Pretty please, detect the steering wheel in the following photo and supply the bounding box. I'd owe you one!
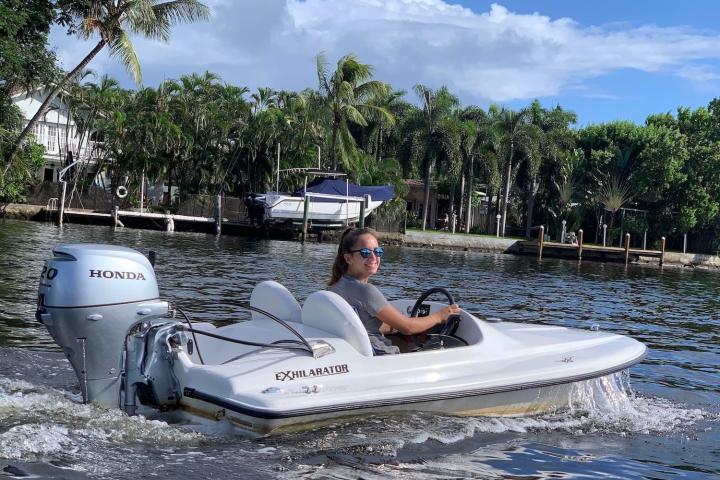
[409,287,461,338]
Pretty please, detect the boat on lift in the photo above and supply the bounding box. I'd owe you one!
[36,244,647,436]
[246,169,394,227]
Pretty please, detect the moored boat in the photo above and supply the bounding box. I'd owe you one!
[246,169,394,227]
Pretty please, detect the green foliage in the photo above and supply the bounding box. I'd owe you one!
[0,100,45,202]
[316,53,391,171]
[59,0,210,84]
[0,0,59,95]
[7,4,720,250]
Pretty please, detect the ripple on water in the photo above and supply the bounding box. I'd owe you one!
[1,220,719,479]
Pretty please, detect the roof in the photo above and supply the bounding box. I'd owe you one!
[293,177,395,201]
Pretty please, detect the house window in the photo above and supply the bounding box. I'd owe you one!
[47,125,57,152]
[58,127,66,153]
[44,168,54,182]
[30,123,42,143]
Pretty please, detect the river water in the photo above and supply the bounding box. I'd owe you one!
[0,219,717,479]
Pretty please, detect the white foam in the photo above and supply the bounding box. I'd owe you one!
[0,377,204,462]
[0,424,74,459]
[394,373,710,448]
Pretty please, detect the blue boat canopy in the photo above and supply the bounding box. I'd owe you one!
[293,177,395,201]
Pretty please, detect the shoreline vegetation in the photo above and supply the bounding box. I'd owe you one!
[2,1,720,259]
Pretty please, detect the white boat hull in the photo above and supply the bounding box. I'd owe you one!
[261,193,384,225]
[171,300,646,436]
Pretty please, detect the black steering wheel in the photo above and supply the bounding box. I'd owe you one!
[409,287,461,338]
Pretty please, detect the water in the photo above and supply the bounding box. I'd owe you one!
[0,219,718,479]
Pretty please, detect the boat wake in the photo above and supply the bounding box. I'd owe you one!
[274,372,715,478]
[0,367,714,479]
[278,372,711,456]
[397,372,708,447]
[0,377,204,465]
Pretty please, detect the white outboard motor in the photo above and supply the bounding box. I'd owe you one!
[36,244,170,408]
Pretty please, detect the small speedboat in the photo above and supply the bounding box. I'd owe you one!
[36,244,647,436]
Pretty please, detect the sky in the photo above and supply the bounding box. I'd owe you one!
[48,0,720,126]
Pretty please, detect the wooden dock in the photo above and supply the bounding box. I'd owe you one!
[55,208,321,240]
[515,229,666,265]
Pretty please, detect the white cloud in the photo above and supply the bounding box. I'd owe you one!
[48,1,720,103]
[676,64,720,91]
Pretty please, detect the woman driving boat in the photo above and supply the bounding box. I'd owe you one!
[328,227,460,355]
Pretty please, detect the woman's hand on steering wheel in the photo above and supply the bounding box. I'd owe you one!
[438,304,461,324]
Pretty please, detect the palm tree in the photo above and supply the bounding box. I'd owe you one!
[404,85,460,230]
[316,52,391,170]
[597,146,635,245]
[455,106,491,232]
[7,0,209,165]
[524,102,576,238]
[363,86,403,164]
[492,107,535,236]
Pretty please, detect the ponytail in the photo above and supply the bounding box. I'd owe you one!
[327,227,377,286]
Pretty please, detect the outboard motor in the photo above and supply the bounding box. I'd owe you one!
[36,244,170,408]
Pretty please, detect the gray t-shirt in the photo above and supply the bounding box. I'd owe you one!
[329,275,400,355]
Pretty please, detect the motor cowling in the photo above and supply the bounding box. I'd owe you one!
[37,244,169,407]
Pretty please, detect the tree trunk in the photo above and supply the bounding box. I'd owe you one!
[330,114,340,171]
[5,39,107,168]
[421,154,432,230]
[525,177,538,239]
[500,141,514,236]
[465,154,474,234]
[458,168,465,223]
[167,165,174,206]
[375,124,382,163]
[485,186,494,233]
[449,181,456,217]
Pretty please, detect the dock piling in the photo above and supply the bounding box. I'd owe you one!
[359,195,367,228]
[538,225,544,260]
[58,181,67,226]
[215,195,222,235]
[301,195,310,242]
[578,229,583,259]
[624,233,631,264]
[660,237,666,266]
[602,223,607,246]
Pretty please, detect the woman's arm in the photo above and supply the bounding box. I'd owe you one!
[376,303,460,335]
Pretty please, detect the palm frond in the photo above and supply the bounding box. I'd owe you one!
[344,105,368,127]
[316,51,330,95]
[109,31,142,84]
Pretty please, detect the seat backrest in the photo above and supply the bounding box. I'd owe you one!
[301,291,374,357]
[250,281,302,323]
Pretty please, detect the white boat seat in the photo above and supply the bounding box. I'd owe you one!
[301,291,374,357]
[249,281,302,323]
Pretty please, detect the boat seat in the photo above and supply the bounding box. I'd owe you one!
[249,281,302,323]
[301,291,374,357]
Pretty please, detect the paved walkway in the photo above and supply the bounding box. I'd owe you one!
[399,230,516,252]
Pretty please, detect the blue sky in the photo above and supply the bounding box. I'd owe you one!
[49,0,720,126]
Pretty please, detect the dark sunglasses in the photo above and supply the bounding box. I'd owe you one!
[348,247,384,259]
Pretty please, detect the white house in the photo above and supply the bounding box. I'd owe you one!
[11,89,98,183]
